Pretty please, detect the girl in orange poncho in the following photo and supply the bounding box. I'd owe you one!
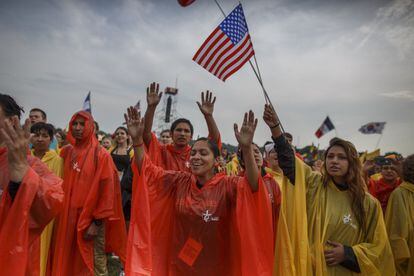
[0,94,64,276]
[49,111,127,276]
[124,107,273,276]
[236,143,281,246]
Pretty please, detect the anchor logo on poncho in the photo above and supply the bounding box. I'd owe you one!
[202,210,219,223]
[72,161,81,172]
[342,214,357,229]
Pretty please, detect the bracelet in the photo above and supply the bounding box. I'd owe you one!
[133,142,144,148]
[270,122,280,129]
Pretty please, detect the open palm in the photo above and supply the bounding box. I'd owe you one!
[124,106,144,143]
[234,110,258,147]
[197,90,216,116]
[146,82,163,107]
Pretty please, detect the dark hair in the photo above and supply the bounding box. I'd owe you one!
[30,108,47,120]
[283,132,293,140]
[94,121,99,132]
[56,129,67,140]
[160,129,171,135]
[30,122,55,140]
[403,154,414,183]
[113,126,130,147]
[323,137,367,236]
[115,126,129,135]
[193,137,220,158]
[171,118,194,135]
[0,94,24,119]
[237,143,261,168]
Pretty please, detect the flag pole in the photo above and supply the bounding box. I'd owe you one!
[212,0,286,132]
[374,133,383,150]
[212,0,269,105]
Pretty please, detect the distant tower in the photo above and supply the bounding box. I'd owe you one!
[155,86,179,135]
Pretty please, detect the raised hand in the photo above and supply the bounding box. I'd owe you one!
[0,116,30,182]
[146,82,162,107]
[197,90,216,116]
[124,106,144,145]
[234,110,258,147]
[262,104,279,128]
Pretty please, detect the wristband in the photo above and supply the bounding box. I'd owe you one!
[270,122,280,129]
[133,142,144,148]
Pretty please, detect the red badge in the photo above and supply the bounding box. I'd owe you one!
[178,237,203,266]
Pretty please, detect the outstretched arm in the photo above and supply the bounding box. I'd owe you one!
[124,107,145,173]
[234,110,259,192]
[263,104,282,139]
[143,82,162,148]
[263,104,295,184]
[197,90,220,144]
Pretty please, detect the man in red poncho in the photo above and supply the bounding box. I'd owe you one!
[143,82,221,172]
[369,157,402,213]
[0,94,64,276]
[49,111,127,275]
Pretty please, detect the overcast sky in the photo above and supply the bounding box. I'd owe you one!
[1,0,413,155]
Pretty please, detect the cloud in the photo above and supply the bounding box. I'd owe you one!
[1,0,413,155]
[380,90,414,101]
[355,0,414,59]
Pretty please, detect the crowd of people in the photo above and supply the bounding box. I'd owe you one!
[0,85,413,275]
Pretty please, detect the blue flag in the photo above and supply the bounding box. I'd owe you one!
[83,91,91,113]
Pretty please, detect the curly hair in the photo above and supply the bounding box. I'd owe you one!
[403,154,414,184]
[322,138,368,237]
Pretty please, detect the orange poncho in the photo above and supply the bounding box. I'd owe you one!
[125,156,273,275]
[49,111,127,275]
[0,147,64,276]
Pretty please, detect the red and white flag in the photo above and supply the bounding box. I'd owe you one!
[193,4,254,82]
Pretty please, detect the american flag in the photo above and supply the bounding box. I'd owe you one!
[193,4,254,82]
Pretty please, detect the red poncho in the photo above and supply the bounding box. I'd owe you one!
[49,111,127,275]
[0,147,64,275]
[369,177,401,213]
[125,155,273,275]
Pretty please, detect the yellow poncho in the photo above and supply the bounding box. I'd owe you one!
[31,150,63,276]
[272,160,312,275]
[276,158,395,275]
[385,181,414,276]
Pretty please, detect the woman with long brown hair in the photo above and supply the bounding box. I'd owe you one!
[263,104,395,275]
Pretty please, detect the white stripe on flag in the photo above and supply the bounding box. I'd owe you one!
[211,34,250,76]
[221,47,254,81]
[200,33,228,68]
[216,36,252,78]
[204,38,232,71]
[194,28,222,64]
